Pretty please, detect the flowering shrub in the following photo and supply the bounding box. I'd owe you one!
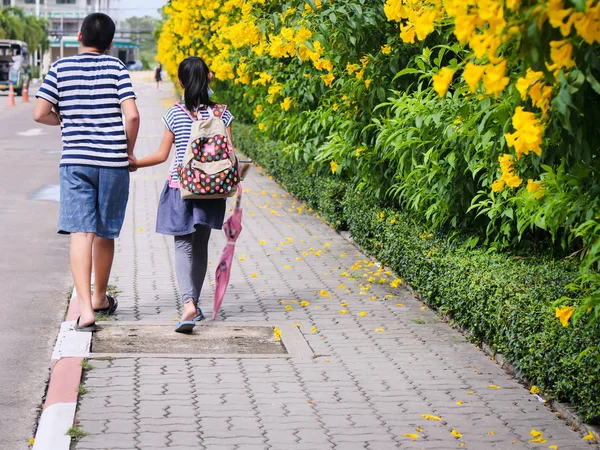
[158,0,600,325]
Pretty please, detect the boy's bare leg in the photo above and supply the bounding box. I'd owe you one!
[92,237,114,310]
[71,233,95,326]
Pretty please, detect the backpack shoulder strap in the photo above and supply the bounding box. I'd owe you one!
[175,102,196,121]
[211,104,228,120]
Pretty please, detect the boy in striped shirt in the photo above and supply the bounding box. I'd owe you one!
[33,13,139,331]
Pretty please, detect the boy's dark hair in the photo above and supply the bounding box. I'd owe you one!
[81,13,115,53]
[179,56,214,111]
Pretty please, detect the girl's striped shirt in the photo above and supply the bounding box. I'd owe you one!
[36,52,136,168]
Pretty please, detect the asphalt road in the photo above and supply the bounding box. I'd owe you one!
[0,90,71,449]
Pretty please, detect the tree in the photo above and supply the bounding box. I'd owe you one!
[0,7,49,51]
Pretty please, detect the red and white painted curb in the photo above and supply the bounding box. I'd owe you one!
[33,290,90,450]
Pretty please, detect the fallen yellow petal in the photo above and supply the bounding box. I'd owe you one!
[284,265,291,269]
[259,240,266,245]
[251,273,257,278]
[238,254,247,261]
[451,429,462,438]
[28,438,35,445]
[300,301,310,307]
[396,303,404,307]
[403,433,419,441]
[311,326,317,333]
[370,296,377,301]
[338,284,345,289]
[249,211,255,216]
[583,431,596,441]
[530,429,542,438]
[341,302,348,307]
[295,323,301,327]
[339,309,348,314]
[467,391,474,395]
[284,305,292,311]
[456,400,463,405]
[320,290,330,298]
[359,312,367,317]
[421,414,442,421]
[139,227,144,232]
[530,385,540,395]
[286,237,293,242]
[548,445,558,450]
[530,437,547,443]
[296,257,303,261]
[420,306,427,310]
[488,385,500,389]
[489,431,495,435]
[415,427,423,432]
[374,328,385,332]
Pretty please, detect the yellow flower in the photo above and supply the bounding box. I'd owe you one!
[482,60,510,98]
[555,305,574,326]
[530,385,540,395]
[259,240,266,245]
[258,123,266,131]
[338,284,345,289]
[300,301,310,307]
[321,73,335,87]
[346,63,360,75]
[414,10,436,40]
[504,107,544,159]
[251,273,257,278]
[400,23,416,44]
[456,400,463,405]
[549,40,576,71]
[320,289,330,298]
[492,179,505,192]
[339,309,347,314]
[583,431,596,441]
[403,433,419,441]
[527,179,545,199]
[370,296,377,301]
[432,67,454,97]
[365,79,372,89]
[390,279,402,288]
[280,97,292,111]
[421,414,442,421]
[273,326,282,341]
[284,305,292,311]
[311,326,317,333]
[451,430,462,439]
[381,44,392,54]
[463,62,485,93]
[359,312,367,317]
[330,160,339,174]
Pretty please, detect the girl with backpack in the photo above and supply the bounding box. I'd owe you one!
[129,56,236,333]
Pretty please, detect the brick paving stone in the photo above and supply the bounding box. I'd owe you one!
[72,81,595,450]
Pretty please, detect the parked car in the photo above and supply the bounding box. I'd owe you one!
[126,60,144,71]
[0,40,30,95]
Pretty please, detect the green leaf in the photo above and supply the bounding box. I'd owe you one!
[585,67,600,95]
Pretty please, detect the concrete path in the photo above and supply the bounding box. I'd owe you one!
[0,86,70,449]
[72,81,591,450]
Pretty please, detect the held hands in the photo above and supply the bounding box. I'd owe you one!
[128,154,138,172]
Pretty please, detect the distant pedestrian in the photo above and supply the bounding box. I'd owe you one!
[129,56,234,333]
[155,62,163,89]
[33,13,140,332]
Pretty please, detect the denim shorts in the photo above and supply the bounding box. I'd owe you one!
[58,166,130,239]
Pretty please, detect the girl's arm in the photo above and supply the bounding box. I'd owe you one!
[132,127,174,169]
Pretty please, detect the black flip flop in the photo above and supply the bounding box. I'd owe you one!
[94,294,118,316]
[74,316,97,332]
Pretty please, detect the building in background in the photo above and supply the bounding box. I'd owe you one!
[0,0,138,74]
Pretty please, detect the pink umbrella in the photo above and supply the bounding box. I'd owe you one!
[212,185,243,320]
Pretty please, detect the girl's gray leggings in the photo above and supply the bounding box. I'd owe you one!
[174,226,211,306]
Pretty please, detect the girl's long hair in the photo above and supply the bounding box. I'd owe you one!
[178,56,214,111]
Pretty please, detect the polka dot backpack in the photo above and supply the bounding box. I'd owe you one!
[176,103,239,200]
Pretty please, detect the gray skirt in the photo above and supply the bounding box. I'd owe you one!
[156,181,226,236]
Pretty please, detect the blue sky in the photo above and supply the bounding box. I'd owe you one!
[119,0,166,18]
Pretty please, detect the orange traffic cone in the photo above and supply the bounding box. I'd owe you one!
[22,80,29,103]
[8,82,16,107]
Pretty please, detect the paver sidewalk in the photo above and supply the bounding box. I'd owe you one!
[73,81,590,450]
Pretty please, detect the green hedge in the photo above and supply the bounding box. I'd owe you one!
[235,122,600,423]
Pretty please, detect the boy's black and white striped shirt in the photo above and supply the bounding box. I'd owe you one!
[36,52,136,168]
